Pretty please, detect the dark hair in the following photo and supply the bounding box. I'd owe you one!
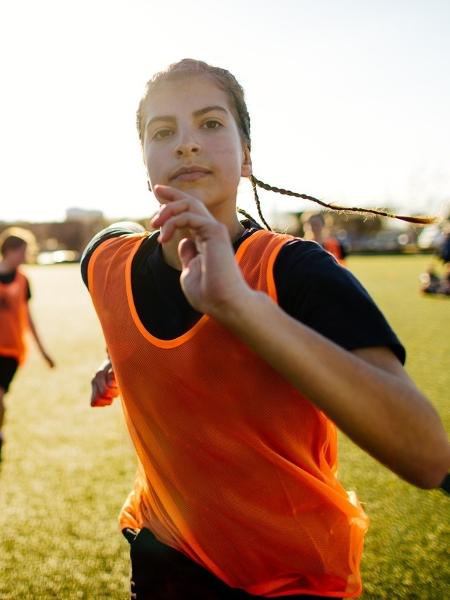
[137,59,436,228]
[0,227,33,256]
[136,59,251,149]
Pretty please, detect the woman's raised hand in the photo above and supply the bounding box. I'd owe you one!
[151,185,252,318]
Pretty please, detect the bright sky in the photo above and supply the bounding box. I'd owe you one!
[1,0,450,223]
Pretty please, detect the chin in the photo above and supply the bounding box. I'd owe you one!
[170,181,235,212]
[171,183,211,203]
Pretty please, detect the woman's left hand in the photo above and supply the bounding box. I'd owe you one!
[151,185,252,317]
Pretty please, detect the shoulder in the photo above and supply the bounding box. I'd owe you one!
[15,269,31,298]
[275,237,344,285]
[275,236,368,294]
[80,221,146,289]
[274,238,406,363]
[274,237,360,310]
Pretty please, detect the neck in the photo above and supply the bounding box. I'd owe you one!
[161,212,244,270]
[0,258,16,273]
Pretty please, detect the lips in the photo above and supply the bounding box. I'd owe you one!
[169,165,212,182]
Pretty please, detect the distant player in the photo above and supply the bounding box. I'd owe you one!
[0,228,55,460]
[302,211,348,265]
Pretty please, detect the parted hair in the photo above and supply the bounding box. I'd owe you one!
[137,59,435,228]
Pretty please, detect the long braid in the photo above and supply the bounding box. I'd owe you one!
[237,207,258,223]
[250,177,272,230]
[250,175,437,226]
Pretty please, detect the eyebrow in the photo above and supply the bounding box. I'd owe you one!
[146,105,228,128]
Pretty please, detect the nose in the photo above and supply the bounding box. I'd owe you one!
[174,129,201,157]
[175,141,200,157]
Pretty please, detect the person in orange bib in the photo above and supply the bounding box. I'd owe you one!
[83,59,450,600]
[0,228,55,461]
[301,212,348,266]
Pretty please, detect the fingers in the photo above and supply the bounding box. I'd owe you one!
[158,212,222,244]
[153,184,182,203]
[151,200,208,231]
[90,380,105,406]
[153,184,202,205]
[90,366,118,407]
[151,185,229,244]
[91,392,113,407]
[152,186,209,222]
[178,238,198,269]
[90,382,114,407]
[106,370,118,389]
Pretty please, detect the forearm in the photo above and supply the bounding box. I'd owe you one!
[27,311,54,367]
[27,314,47,353]
[215,290,450,488]
[149,186,450,487]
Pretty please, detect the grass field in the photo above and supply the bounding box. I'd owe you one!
[0,256,449,599]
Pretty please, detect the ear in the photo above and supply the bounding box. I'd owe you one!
[241,145,252,178]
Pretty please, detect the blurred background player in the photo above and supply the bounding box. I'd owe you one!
[301,211,348,265]
[0,227,55,460]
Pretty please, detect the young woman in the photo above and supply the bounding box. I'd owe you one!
[0,228,55,461]
[83,59,450,599]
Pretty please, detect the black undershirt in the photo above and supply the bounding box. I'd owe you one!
[81,222,405,363]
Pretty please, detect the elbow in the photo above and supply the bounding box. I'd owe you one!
[402,449,450,490]
[411,470,447,490]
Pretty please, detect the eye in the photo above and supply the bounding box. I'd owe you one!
[201,119,223,130]
[152,128,174,141]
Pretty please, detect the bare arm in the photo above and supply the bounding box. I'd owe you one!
[152,184,450,489]
[27,306,55,368]
[217,290,450,489]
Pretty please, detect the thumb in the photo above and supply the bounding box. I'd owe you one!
[178,238,198,270]
[153,184,180,204]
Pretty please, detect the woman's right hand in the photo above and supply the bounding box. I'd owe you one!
[90,359,119,407]
[151,185,252,319]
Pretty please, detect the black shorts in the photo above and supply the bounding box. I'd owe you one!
[125,528,341,600]
[0,356,19,393]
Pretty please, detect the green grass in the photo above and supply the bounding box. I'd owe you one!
[0,258,448,599]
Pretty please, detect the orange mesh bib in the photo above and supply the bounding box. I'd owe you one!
[323,239,346,266]
[88,231,367,597]
[0,270,28,364]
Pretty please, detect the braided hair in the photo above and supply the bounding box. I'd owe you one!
[137,59,436,228]
[250,176,436,226]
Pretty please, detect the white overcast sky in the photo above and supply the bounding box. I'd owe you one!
[1,0,449,223]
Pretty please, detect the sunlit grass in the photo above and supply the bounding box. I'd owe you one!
[0,258,448,599]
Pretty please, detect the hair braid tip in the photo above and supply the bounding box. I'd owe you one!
[251,176,437,226]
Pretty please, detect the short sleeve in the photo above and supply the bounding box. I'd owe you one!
[80,221,146,289]
[274,240,406,364]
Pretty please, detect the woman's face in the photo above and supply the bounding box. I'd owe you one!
[141,75,251,215]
